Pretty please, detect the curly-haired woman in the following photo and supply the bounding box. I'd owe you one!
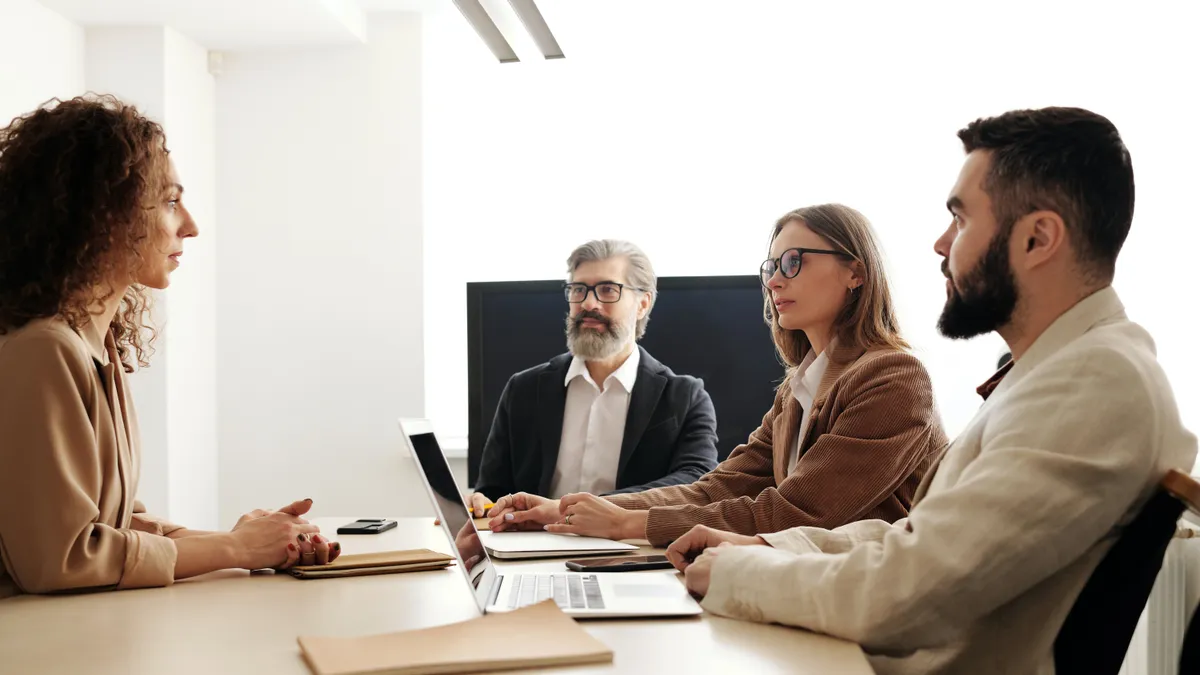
[0,96,339,599]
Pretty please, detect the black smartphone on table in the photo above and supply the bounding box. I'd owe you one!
[337,519,398,535]
[564,555,674,572]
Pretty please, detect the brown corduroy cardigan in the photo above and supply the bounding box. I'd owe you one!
[606,343,948,547]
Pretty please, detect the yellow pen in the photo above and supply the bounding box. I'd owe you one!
[468,502,495,514]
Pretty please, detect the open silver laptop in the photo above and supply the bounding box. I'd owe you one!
[478,529,637,559]
[399,418,702,618]
[400,421,635,559]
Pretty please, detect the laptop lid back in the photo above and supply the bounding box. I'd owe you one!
[399,419,496,613]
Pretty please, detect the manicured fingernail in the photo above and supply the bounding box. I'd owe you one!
[313,534,324,544]
[332,543,341,552]
[288,543,296,551]
[297,534,307,542]
[505,513,514,522]
[304,498,312,503]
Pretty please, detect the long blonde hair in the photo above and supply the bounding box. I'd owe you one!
[763,203,908,374]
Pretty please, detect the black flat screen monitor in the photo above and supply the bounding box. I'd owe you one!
[466,275,781,487]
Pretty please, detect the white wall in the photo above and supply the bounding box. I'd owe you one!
[422,1,1200,456]
[215,13,430,525]
[7,0,1197,525]
[0,0,83,134]
[162,28,219,530]
[85,26,172,518]
[84,26,219,528]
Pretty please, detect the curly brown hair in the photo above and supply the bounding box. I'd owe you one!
[0,95,170,372]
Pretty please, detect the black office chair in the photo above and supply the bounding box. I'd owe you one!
[1054,469,1198,675]
[1182,603,1200,675]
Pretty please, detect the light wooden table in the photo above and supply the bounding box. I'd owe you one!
[0,517,872,674]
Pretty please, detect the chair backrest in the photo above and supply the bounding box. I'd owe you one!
[1054,469,1191,675]
[1164,470,1200,674]
[1183,587,1200,675]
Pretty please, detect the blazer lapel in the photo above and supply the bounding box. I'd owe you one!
[913,440,953,505]
[778,343,866,482]
[617,352,667,480]
[772,395,802,485]
[536,368,568,495]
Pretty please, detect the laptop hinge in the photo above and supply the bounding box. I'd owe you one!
[488,575,504,607]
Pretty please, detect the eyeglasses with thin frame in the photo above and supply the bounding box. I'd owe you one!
[563,282,647,304]
[760,247,854,288]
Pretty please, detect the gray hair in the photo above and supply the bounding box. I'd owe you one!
[566,239,657,339]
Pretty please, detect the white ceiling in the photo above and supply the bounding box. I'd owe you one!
[355,0,442,9]
[38,0,442,50]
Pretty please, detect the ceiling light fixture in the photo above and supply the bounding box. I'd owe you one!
[507,0,564,59]
[452,0,519,63]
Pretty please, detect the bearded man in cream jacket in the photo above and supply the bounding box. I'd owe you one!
[666,106,1198,675]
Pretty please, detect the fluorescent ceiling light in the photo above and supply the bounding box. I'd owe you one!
[507,0,565,59]
[453,0,519,63]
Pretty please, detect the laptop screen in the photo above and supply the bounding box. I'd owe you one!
[405,428,496,612]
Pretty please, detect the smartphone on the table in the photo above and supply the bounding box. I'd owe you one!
[564,555,673,572]
[337,519,398,535]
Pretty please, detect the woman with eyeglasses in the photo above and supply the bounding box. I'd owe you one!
[487,204,947,548]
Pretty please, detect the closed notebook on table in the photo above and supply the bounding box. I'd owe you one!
[298,599,613,675]
[291,549,454,579]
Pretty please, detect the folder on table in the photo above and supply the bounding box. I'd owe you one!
[298,600,613,674]
[290,549,453,579]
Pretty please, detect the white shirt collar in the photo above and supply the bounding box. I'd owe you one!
[789,348,829,407]
[565,346,641,393]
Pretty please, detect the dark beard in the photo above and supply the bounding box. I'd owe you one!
[937,230,1019,339]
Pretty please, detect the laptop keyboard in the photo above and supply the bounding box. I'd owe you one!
[505,574,605,610]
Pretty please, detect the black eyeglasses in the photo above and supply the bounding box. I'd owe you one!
[564,282,647,304]
[760,247,853,287]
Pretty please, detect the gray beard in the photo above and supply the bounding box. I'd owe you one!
[565,311,634,360]
[567,328,630,360]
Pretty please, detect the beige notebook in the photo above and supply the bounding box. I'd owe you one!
[298,600,613,675]
[291,549,453,580]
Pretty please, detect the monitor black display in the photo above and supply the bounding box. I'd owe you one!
[466,275,782,487]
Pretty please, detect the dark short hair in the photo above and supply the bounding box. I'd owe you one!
[958,107,1135,279]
